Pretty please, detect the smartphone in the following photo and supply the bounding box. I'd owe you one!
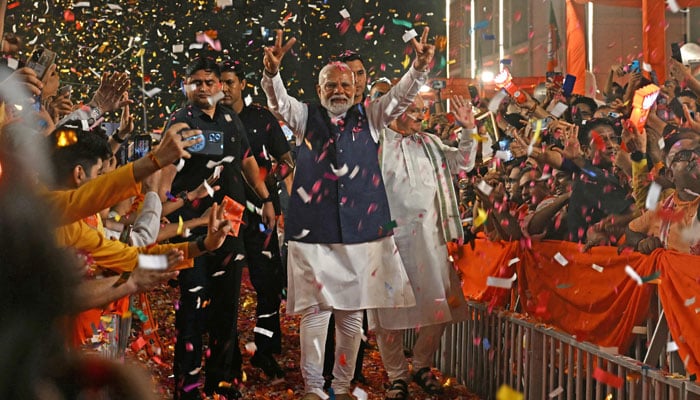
[562,74,576,97]
[185,130,224,156]
[26,47,57,80]
[672,43,683,63]
[58,84,72,97]
[132,135,152,161]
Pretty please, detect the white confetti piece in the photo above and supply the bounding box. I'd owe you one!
[667,0,681,12]
[73,1,90,7]
[658,137,665,150]
[667,341,679,352]
[339,8,350,18]
[143,87,161,98]
[212,165,223,180]
[488,89,508,113]
[293,229,311,239]
[297,186,312,203]
[508,257,520,266]
[547,101,568,118]
[548,386,564,398]
[632,326,647,334]
[642,62,653,72]
[189,43,204,50]
[402,29,418,43]
[203,179,215,197]
[244,94,253,106]
[188,286,204,293]
[645,182,662,211]
[258,311,278,319]
[212,270,226,277]
[685,297,696,306]
[554,252,569,266]
[244,342,257,354]
[138,254,168,270]
[477,180,493,195]
[349,165,360,179]
[207,91,224,106]
[591,264,604,273]
[253,326,275,338]
[216,0,233,9]
[352,387,368,400]
[172,44,184,53]
[206,156,235,169]
[331,163,349,177]
[261,251,272,259]
[188,367,201,375]
[625,265,643,285]
[6,58,18,70]
[486,273,517,289]
[175,158,186,172]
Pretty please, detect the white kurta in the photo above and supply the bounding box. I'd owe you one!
[262,67,429,314]
[370,128,475,330]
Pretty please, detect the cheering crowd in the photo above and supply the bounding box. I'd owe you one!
[1,5,700,400]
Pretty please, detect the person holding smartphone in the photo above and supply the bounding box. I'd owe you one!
[166,56,275,400]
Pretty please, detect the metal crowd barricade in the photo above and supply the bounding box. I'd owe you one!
[404,301,700,399]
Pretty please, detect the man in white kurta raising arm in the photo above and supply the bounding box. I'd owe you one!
[372,93,477,399]
[261,28,435,399]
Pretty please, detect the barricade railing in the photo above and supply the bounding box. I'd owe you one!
[404,301,700,399]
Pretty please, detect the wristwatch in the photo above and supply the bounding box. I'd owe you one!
[630,151,646,162]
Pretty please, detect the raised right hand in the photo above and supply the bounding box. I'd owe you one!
[263,29,297,76]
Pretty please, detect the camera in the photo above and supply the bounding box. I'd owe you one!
[184,130,224,156]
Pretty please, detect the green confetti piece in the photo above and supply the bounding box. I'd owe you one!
[641,270,660,283]
[391,18,413,29]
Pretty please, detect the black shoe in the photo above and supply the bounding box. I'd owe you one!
[250,353,285,379]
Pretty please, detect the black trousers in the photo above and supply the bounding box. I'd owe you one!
[243,211,285,356]
[173,244,243,399]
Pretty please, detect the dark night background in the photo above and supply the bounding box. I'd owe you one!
[5,0,446,131]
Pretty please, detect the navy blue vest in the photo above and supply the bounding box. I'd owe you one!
[286,103,393,244]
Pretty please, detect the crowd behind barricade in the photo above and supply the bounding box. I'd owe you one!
[430,62,700,257]
[1,8,700,400]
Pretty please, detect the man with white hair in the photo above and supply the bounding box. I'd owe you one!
[261,28,435,399]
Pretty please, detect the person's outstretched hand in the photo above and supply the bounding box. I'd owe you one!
[263,29,297,76]
[451,95,475,129]
[88,71,131,113]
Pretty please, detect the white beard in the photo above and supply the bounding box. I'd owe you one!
[322,95,352,116]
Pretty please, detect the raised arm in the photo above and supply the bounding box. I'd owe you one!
[367,27,434,137]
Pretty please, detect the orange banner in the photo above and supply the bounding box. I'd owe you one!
[452,239,700,376]
[566,0,587,96]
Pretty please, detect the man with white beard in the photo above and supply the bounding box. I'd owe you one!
[261,28,435,399]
